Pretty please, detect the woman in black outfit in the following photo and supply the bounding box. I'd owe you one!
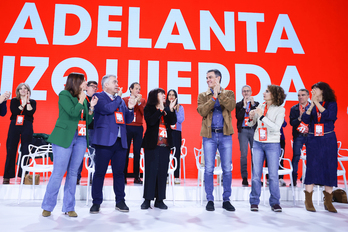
[141,88,177,209]
[3,83,36,184]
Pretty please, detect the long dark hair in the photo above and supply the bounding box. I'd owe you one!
[65,73,85,97]
[267,85,286,106]
[146,88,165,106]
[166,89,178,107]
[311,82,336,102]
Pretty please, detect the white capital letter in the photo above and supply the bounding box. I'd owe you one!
[280,66,305,104]
[200,11,235,51]
[155,9,195,50]
[1,56,15,98]
[147,61,159,95]
[167,61,191,104]
[51,58,98,95]
[21,57,49,100]
[266,14,304,54]
[53,4,92,45]
[238,12,264,52]
[97,6,122,47]
[128,7,151,48]
[235,64,271,103]
[5,2,48,44]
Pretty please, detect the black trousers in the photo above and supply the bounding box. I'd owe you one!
[124,125,143,179]
[4,120,33,178]
[172,130,182,178]
[143,146,170,201]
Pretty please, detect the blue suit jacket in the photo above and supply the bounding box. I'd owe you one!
[92,91,134,149]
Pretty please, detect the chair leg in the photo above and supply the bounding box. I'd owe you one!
[32,172,36,200]
[17,171,26,204]
[183,158,186,184]
[343,174,348,194]
[200,173,204,206]
[86,172,90,206]
[289,174,295,205]
[15,152,22,185]
[171,173,175,205]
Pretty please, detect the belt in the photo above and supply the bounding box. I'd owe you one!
[242,127,252,129]
[212,128,223,133]
[308,130,334,135]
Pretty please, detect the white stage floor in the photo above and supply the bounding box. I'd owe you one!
[1,199,348,232]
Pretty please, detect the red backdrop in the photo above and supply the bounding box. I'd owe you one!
[1,0,348,180]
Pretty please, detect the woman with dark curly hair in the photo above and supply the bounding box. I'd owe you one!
[247,85,286,212]
[302,82,338,213]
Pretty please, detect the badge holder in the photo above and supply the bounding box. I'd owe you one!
[244,117,249,127]
[16,115,24,126]
[258,127,267,141]
[115,111,125,124]
[78,110,86,136]
[297,122,309,133]
[314,124,324,136]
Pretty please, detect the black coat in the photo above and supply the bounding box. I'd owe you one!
[235,99,259,133]
[141,105,177,149]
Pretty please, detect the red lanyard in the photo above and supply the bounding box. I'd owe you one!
[300,102,309,114]
[245,102,251,115]
[86,97,90,103]
[80,110,84,120]
[19,100,24,115]
[316,102,325,123]
[262,104,268,127]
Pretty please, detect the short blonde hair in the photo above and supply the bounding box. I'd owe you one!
[15,83,31,100]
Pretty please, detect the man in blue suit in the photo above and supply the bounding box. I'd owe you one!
[90,74,136,213]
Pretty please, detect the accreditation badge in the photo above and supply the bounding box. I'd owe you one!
[258,128,267,141]
[115,112,125,124]
[297,122,309,133]
[159,124,168,138]
[314,124,324,136]
[244,117,249,126]
[132,112,136,122]
[78,121,86,136]
[16,115,24,126]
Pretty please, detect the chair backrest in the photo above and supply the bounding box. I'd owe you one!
[181,138,187,157]
[169,147,177,171]
[193,147,203,169]
[85,146,95,170]
[23,144,52,167]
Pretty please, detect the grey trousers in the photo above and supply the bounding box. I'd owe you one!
[238,128,255,179]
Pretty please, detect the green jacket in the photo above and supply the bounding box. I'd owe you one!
[48,90,93,148]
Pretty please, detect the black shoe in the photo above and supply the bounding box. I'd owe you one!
[90,204,100,214]
[76,179,80,185]
[116,200,129,212]
[3,178,10,184]
[206,201,215,211]
[134,178,143,184]
[141,200,151,209]
[222,201,235,211]
[154,200,168,210]
[242,178,249,187]
[271,204,282,212]
[289,182,297,187]
[125,178,127,184]
[250,204,259,212]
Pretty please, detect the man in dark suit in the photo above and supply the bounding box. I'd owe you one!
[289,89,310,186]
[90,74,136,213]
[235,85,259,187]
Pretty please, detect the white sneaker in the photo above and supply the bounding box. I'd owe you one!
[279,179,286,187]
[174,178,180,184]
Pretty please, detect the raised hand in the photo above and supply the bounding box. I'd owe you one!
[128,95,136,109]
[169,98,177,112]
[117,87,123,97]
[79,91,86,104]
[90,95,98,107]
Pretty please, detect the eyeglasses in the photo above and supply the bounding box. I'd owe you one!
[88,85,98,90]
[242,90,251,93]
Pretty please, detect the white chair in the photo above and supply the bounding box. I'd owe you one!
[139,148,145,187]
[85,147,113,206]
[337,141,348,193]
[194,147,223,205]
[167,147,178,205]
[262,148,295,205]
[179,138,187,183]
[18,144,53,204]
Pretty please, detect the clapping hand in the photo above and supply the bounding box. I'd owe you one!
[128,95,136,109]
[169,98,177,112]
[117,87,123,97]
[90,95,98,107]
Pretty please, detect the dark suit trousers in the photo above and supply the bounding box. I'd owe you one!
[124,125,143,178]
[143,146,170,201]
[4,120,33,178]
[92,138,127,204]
[172,130,182,178]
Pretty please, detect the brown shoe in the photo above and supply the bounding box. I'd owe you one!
[323,191,337,213]
[66,211,78,217]
[304,190,316,212]
[3,178,10,184]
[42,210,51,217]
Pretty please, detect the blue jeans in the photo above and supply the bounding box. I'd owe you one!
[292,135,307,183]
[250,141,281,206]
[41,131,87,212]
[238,128,255,178]
[203,133,232,202]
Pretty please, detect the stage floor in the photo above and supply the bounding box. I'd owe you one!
[1,199,348,232]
